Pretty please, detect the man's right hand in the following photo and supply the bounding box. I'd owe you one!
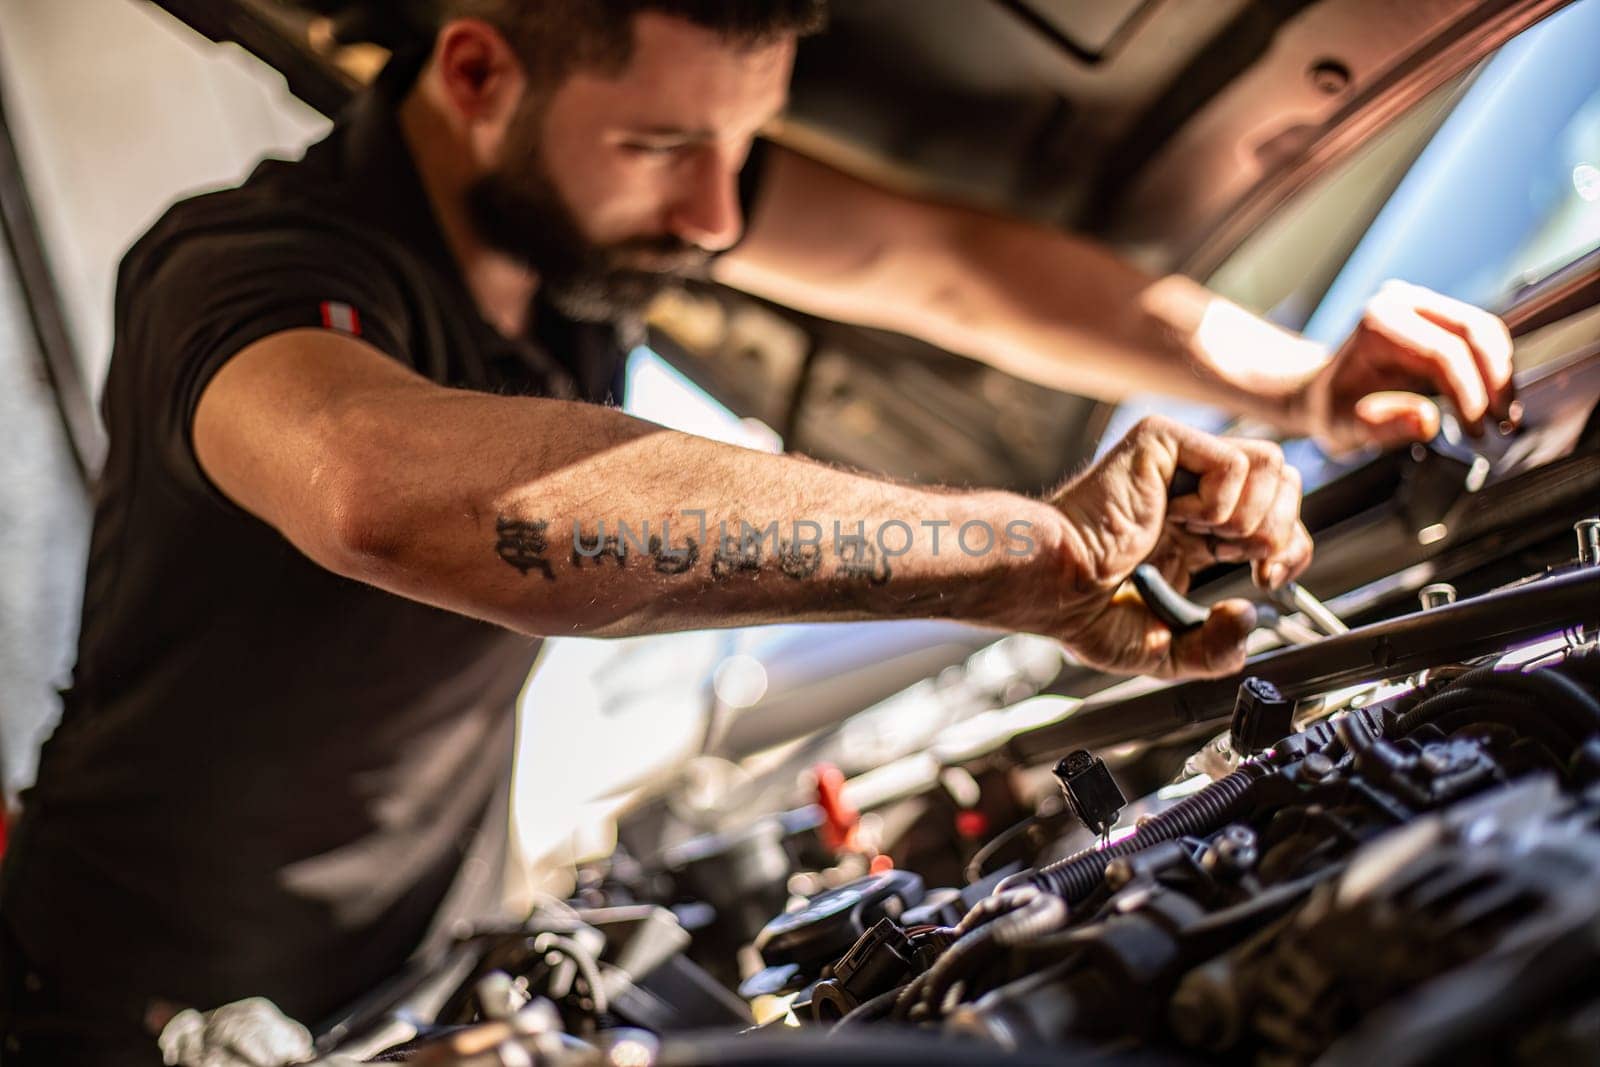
[1032,416,1312,679]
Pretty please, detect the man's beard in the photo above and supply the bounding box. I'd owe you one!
[466,148,710,325]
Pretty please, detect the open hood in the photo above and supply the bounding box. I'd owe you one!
[143,0,1576,495]
[149,0,1569,260]
[144,0,1600,762]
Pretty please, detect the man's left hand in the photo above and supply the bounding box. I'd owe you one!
[1298,280,1515,454]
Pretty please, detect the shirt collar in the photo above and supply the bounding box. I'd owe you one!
[328,51,629,400]
[337,48,466,288]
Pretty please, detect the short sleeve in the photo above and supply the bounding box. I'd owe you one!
[121,226,412,507]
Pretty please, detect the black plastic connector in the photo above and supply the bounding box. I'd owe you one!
[1054,749,1125,837]
[1230,676,1295,753]
[810,917,915,1021]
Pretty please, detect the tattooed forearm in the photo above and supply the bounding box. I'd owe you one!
[709,526,763,580]
[571,532,628,568]
[701,520,892,585]
[776,538,823,580]
[648,534,699,575]
[494,517,555,580]
[491,514,1034,587]
[833,535,893,586]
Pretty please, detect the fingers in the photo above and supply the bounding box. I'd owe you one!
[1217,440,1283,547]
[1256,512,1313,591]
[1162,427,1250,528]
[1057,588,1253,680]
[1250,468,1311,588]
[1361,287,1487,429]
[1353,391,1441,448]
[1048,416,1312,676]
[1410,284,1516,421]
[1157,427,1305,590]
[1361,281,1515,434]
[1167,599,1256,678]
[1146,527,1214,592]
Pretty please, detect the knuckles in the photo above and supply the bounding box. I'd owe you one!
[1128,413,1179,443]
[1238,439,1285,477]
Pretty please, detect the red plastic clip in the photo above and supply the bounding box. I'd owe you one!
[813,763,860,853]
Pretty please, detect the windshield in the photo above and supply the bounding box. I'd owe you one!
[1298,0,1600,341]
[1104,0,1600,482]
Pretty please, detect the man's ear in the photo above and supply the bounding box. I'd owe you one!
[432,19,526,127]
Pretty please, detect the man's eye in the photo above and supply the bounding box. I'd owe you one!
[621,143,681,158]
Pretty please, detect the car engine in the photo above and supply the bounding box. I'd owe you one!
[301,521,1600,1066]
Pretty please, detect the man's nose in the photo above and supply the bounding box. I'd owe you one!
[666,150,744,253]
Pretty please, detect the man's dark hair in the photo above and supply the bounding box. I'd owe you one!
[443,1,828,88]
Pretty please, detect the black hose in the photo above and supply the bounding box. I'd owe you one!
[1334,714,1407,776]
[964,815,1037,884]
[1560,646,1600,688]
[892,889,1037,1020]
[1470,667,1600,726]
[1453,664,1598,715]
[1392,687,1534,735]
[1392,664,1600,743]
[989,892,1070,945]
[953,886,1041,935]
[1013,762,1273,902]
[1401,704,1575,760]
[890,973,928,1022]
[830,986,904,1031]
[898,889,1068,1022]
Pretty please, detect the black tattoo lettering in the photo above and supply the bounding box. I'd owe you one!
[835,535,892,586]
[649,534,700,575]
[495,517,555,580]
[571,530,627,568]
[710,524,763,580]
[777,537,824,580]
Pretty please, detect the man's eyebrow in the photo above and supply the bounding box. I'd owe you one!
[621,125,716,142]
[620,100,787,142]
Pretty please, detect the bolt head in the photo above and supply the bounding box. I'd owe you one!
[1302,752,1335,780]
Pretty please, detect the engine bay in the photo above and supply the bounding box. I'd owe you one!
[282,277,1600,1065]
[74,5,1597,1062]
[301,495,1600,1065]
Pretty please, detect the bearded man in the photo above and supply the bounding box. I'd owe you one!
[0,2,1512,1063]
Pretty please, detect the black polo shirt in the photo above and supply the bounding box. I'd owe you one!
[1,53,768,1035]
